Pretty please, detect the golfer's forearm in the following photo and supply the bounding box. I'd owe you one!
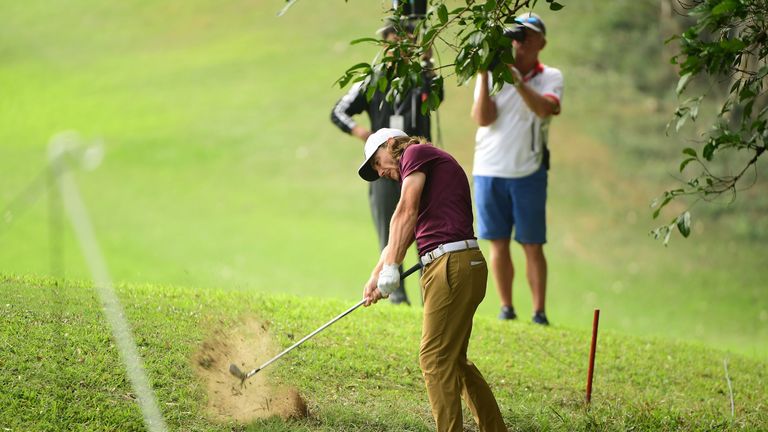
[384,209,417,265]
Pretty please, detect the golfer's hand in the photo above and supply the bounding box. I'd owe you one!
[377,264,400,296]
[363,277,384,307]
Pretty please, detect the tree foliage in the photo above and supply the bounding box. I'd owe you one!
[652,0,767,244]
[282,0,764,245]
[333,0,564,114]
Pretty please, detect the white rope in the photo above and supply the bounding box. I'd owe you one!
[49,133,167,432]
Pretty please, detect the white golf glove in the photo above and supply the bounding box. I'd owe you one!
[377,264,400,297]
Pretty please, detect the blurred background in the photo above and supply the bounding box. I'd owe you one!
[1,0,765,357]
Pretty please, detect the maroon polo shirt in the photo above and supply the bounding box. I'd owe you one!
[399,143,475,255]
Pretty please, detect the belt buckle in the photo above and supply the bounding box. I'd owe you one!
[424,248,438,265]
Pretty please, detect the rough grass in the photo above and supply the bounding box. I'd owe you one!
[2,275,765,431]
[1,0,766,360]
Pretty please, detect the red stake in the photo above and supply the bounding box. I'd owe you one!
[586,309,600,405]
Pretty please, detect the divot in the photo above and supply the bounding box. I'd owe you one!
[192,318,308,423]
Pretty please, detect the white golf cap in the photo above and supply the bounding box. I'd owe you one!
[358,128,408,181]
[515,12,546,36]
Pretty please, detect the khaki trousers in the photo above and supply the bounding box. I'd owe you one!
[419,248,507,432]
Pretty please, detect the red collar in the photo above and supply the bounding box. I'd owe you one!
[522,62,545,82]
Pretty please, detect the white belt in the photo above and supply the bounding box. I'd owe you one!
[420,239,479,266]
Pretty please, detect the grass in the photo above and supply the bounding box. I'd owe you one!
[1,0,765,358]
[1,274,766,431]
[0,0,767,428]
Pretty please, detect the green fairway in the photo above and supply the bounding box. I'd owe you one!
[1,0,767,428]
[2,275,766,431]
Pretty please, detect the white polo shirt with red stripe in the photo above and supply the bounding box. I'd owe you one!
[473,63,563,179]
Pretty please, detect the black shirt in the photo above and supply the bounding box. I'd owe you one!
[330,75,442,139]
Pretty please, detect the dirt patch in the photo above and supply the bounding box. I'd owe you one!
[192,318,309,423]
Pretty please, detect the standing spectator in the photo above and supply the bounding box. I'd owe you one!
[331,19,441,305]
[470,12,563,325]
[360,128,507,432]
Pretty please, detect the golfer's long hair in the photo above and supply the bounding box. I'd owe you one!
[386,135,430,164]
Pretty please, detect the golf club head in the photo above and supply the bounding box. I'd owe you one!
[228,363,247,384]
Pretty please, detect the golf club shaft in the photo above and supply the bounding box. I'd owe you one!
[243,262,422,380]
[244,298,365,380]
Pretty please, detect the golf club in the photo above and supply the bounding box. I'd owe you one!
[229,262,422,384]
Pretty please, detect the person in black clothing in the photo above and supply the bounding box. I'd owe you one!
[331,20,441,305]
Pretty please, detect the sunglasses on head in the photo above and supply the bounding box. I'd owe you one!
[515,16,541,25]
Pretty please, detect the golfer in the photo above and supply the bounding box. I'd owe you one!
[359,128,507,432]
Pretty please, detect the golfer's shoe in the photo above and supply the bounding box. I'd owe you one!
[532,311,550,326]
[388,288,411,306]
[498,306,517,320]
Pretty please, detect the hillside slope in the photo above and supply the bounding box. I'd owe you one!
[1,275,766,431]
[0,0,765,360]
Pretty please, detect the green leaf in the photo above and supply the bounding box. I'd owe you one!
[711,0,739,16]
[484,0,496,13]
[491,77,504,95]
[365,81,377,101]
[679,157,696,172]
[428,91,440,110]
[481,40,491,66]
[499,64,514,84]
[350,37,379,45]
[676,72,693,95]
[702,142,716,161]
[335,74,350,88]
[757,65,768,80]
[652,196,673,219]
[720,38,746,52]
[676,212,691,238]
[423,28,437,44]
[345,62,371,73]
[739,85,756,99]
[437,4,448,25]
[377,76,388,92]
[384,86,396,104]
[549,2,564,11]
[468,31,483,47]
[682,147,697,157]
[500,48,515,65]
[663,224,672,246]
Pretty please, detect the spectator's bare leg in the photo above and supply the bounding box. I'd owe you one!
[489,238,514,308]
[521,243,547,312]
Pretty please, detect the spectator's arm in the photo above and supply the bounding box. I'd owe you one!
[471,71,497,126]
[511,66,561,118]
[516,81,560,118]
[331,83,370,140]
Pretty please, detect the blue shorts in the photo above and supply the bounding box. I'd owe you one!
[474,167,547,244]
